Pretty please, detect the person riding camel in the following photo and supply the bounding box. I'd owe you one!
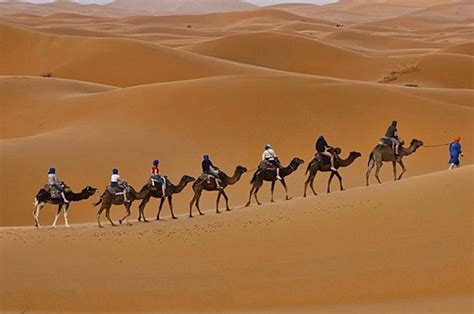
[47,167,69,203]
[385,120,400,157]
[202,155,223,189]
[262,144,282,180]
[150,159,166,196]
[110,168,129,202]
[448,136,463,170]
[316,135,337,172]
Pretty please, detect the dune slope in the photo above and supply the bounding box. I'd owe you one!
[0,166,472,311]
[0,23,273,87]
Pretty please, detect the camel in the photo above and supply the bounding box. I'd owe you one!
[189,166,247,217]
[94,184,149,228]
[33,185,98,228]
[137,175,195,222]
[366,139,423,185]
[245,157,304,207]
[304,151,362,197]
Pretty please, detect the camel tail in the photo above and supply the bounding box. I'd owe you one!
[368,152,374,166]
[93,192,105,207]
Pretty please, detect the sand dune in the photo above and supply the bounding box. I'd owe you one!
[1,74,472,226]
[389,52,474,89]
[322,28,443,51]
[0,23,275,87]
[1,166,472,311]
[0,1,473,312]
[441,42,474,55]
[183,31,398,80]
[109,0,257,14]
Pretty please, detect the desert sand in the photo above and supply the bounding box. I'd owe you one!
[0,0,473,312]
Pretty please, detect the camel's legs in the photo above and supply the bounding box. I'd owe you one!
[195,192,204,215]
[250,179,264,206]
[310,171,318,196]
[125,203,132,226]
[374,161,383,184]
[189,192,197,217]
[336,171,344,191]
[270,181,276,202]
[119,203,132,226]
[63,203,71,227]
[33,201,45,228]
[222,190,230,211]
[105,206,116,226]
[327,172,335,193]
[138,196,151,222]
[51,204,63,228]
[280,178,289,200]
[216,191,222,214]
[366,159,375,186]
[245,185,255,207]
[97,206,106,228]
[392,161,397,181]
[168,195,177,219]
[397,159,407,180]
[157,197,166,220]
[304,170,316,197]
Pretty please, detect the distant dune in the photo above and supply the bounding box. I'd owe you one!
[109,0,257,14]
[183,31,396,80]
[0,0,473,312]
[0,24,273,86]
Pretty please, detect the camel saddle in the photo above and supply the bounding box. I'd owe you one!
[378,137,405,147]
[44,183,70,199]
[314,147,341,164]
[260,160,277,171]
[107,182,129,196]
[149,176,165,190]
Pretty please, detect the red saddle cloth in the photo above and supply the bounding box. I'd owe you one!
[260,160,277,171]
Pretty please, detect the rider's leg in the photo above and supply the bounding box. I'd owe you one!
[161,177,167,196]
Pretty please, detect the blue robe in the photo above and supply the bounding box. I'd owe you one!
[449,142,462,165]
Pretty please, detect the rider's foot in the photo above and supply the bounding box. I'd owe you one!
[276,175,282,180]
[330,167,337,172]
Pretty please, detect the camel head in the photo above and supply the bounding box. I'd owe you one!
[83,186,99,196]
[410,139,424,149]
[291,157,305,165]
[236,165,248,174]
[350,151,362,159]
[182,175,196,184]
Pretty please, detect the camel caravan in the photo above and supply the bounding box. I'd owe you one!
[33,120,430,228]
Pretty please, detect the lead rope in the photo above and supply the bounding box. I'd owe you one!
[423,143,450,148]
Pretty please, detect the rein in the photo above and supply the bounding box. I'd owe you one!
[423,143,449,148]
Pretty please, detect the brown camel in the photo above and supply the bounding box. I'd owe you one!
[137,175,195,222]
[94,184,149,228]
[245,157,304,207]
[303,151,362,197]
[366,138,423,185]
[189,166,247,217]
[33,185,98,228]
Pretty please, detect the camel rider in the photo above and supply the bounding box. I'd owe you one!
[110,168,129,202]
[202,155,223,189]
[315,136,337,172]
[150,160,167,196]
[385,120,400,156]
[448,136,463,170]
[262,144,282,180]
[47,168,69,203]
